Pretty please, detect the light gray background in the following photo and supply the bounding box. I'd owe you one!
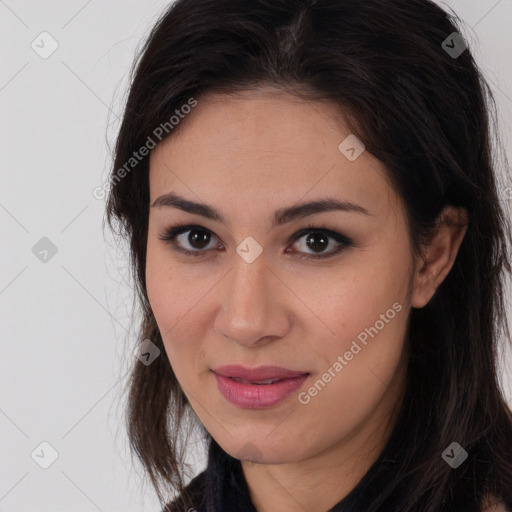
[1,1,511,511]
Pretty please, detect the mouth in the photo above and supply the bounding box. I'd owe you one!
[211,365,310,409]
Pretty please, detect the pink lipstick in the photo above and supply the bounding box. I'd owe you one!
[212,365,310,409]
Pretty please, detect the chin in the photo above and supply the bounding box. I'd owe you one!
[222,437,300,465]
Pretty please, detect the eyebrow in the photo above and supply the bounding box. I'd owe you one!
[151,191,372,227]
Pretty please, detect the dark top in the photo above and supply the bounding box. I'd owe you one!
[161,437,398,512]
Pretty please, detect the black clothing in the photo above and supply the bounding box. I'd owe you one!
[162,437,396,512]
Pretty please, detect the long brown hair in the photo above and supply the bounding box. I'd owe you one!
[105,0,512,510]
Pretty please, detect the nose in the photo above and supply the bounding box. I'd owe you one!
[213,252,291,348]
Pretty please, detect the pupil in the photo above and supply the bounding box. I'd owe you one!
[306,232,328,252]
[189,229,210,249]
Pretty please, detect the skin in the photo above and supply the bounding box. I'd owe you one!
[146,86,468,512]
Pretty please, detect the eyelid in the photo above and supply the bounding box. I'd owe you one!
[158,222,353,260]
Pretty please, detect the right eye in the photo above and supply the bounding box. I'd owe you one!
[158,224,222,257]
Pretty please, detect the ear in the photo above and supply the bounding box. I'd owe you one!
[411,206,468,309]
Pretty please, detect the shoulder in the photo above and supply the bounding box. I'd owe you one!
[160,470,208,512]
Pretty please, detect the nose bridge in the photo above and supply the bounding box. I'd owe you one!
[215,250,284,345]
[228,251,270,319]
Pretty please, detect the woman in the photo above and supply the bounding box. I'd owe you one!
[105,0,512,510]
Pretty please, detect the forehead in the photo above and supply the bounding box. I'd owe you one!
[148,88,400,223]
[151,87,351,166]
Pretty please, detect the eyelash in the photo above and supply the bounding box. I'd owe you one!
[158,222,353,260]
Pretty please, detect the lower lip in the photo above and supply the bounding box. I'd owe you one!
[213,372,309,409]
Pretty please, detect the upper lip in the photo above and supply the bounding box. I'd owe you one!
[212,365,309,381]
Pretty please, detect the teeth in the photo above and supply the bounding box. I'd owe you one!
[253,378,281,385]
[232,377,281,385]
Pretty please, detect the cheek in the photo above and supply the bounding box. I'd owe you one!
[307,249,411,347]
[145,249,214,386]
[296,245,410,411]
[145,235,190,329]
[314,279,407,390]
[298,304,407,444]
[146,247,171,334]
[146,241,189,361]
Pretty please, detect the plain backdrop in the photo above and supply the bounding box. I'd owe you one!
[1,1,511,511]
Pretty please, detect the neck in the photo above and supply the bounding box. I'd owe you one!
[240,364,406,512]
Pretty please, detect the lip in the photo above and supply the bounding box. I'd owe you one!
[211,365,310,409]
[212,365,309,381]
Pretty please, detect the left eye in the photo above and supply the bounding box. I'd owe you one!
[158,224,353,260]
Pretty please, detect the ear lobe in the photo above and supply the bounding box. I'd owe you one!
[411,206,468,309]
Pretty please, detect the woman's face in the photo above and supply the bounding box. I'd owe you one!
[146,87,416,466]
